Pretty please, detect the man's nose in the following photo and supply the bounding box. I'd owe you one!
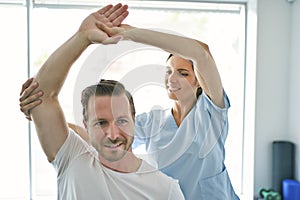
[106,122,120,140]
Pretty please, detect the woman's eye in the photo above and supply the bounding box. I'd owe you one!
[180,72,189,77]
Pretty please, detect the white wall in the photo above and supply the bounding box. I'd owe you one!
[254,0,299,194]
[289,0,300,180]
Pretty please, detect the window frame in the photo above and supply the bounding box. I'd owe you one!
[0,0,257,199]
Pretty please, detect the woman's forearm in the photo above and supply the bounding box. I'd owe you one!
[122,28,207,62]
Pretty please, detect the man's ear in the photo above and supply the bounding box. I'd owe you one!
[83,120,88,129]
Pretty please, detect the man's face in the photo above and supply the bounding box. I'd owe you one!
[85,94,135,162]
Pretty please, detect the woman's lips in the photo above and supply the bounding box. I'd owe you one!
[168,87,180,93]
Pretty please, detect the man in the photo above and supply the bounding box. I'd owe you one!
[19,4,184,199]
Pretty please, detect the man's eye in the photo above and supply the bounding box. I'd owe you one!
[95,121,107,126]
[117,119,128,125]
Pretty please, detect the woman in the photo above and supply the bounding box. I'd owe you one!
[20,21,239,199]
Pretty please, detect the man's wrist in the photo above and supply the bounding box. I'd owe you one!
[73,32,92,48]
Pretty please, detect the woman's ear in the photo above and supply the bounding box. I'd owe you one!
[194,78,200,87]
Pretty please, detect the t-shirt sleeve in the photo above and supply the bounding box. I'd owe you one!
[51,129,90,177]
[168,180,185,200]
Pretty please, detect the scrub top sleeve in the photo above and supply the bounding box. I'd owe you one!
[196,91,230,158]
[201,90,230,112]
[133,112,149,149]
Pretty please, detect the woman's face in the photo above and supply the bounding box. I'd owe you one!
[165,55,199,101]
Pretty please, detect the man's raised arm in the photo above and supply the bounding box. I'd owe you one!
[20,4,128,162]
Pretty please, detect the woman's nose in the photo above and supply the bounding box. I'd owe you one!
[168,72,177,83]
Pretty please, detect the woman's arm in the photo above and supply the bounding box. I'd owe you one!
[100,24,225,108]
[68,123,90,144]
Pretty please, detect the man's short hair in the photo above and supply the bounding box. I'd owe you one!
[81,79,136,121]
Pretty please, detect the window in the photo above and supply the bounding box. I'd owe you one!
[0,4,29,200]
[0,1,252,199]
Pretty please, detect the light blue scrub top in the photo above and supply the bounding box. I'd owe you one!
[133,92,239,200]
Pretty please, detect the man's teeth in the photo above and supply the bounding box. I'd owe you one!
[109,143,122,148]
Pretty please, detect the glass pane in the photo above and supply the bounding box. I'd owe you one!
[29,8,89,199]
[30,2,245,198]
[32,0,248,5]
[0,0,24,4]
[33,0,96,3]
[0,5,29,200]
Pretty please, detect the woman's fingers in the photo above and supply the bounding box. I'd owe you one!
[20,77,34,95]
[19,80,39,102]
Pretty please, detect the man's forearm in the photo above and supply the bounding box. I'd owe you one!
[34,33,89,98]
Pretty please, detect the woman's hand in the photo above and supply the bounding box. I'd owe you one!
[77,4,129,45]
[19,78,44,121]
[96,23,135,41]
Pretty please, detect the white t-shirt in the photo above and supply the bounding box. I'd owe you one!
[52,130,184,200]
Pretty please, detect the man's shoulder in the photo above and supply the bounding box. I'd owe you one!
[138,160,177,181]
